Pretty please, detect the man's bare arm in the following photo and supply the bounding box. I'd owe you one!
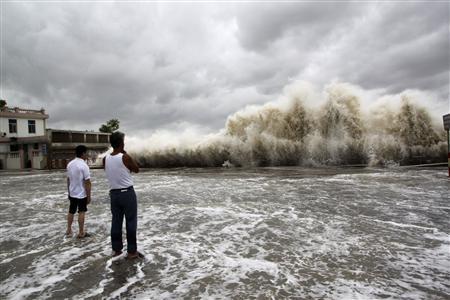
[84,179,91,204]
[67,178,70,197]
[122,152,139,173]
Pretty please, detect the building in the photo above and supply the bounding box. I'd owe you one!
[0,104,111,170]
[0,106,49,169]
[47,129,110,169]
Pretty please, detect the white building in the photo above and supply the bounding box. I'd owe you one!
[0,106,49,169]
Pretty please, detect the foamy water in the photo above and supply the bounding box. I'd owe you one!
[0,167,449,299]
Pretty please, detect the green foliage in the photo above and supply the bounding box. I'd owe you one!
[99,118,120,133]
[0,99,6,109]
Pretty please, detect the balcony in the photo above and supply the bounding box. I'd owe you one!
[48,129,110,149]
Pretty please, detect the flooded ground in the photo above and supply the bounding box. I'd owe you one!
[0,167,449,299]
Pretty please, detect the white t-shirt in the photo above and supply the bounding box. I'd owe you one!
[67,157,91,198]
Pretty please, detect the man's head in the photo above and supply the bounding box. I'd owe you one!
[75,145,88,159]
[110,131,125,150]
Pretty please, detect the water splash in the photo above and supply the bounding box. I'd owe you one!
[132,82,446,167]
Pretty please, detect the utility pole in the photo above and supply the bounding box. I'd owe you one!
[443,114,450,177]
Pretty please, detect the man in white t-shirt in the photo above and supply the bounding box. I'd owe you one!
[66,145,91,238]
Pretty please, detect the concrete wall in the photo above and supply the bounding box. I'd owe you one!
[0,153,5,169]
[0,116,47,170]
[0,117,45,137]
[6,153,21,169]
[32,149,46,169]
[33,156,46,169]
[0,117,6,135]
[0,143,48,170]
[0,144,6,169]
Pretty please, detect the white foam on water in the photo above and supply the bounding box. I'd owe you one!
[2,240,111,299]
[374,219,439,233]
[423,231,450,243]
[310,277,404,300]
[432,206,450,210]
[73,249,117,299]
[0,247,49,264]
[108,262,146,299]
[5,247,83,298]
[1,168,449,299]
[221,256,279,278]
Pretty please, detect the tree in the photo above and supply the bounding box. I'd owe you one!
[99,118,120,133]
[0,100,6,109]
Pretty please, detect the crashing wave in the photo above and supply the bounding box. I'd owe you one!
[132,82,447,168]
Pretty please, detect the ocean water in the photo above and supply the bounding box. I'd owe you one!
[0,167,449,299]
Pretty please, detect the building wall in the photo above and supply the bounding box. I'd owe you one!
[0,154,5,169]
[0,108,49,170]
[32,152,46,169]
[0,143,6,169]
[6,153,21,169]
[0,117,7,136]
[0,117,45,137]
[0,115,47,170]
[0,144,48,170]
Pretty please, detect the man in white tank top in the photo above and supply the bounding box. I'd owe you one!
[103,131,141,259]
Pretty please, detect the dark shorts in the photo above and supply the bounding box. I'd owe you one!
[68,196,88,214]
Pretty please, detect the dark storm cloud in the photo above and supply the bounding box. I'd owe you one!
[294,2,449,98]
[235,2,365,51]
[339,2,450,93]
[1,2,448,135]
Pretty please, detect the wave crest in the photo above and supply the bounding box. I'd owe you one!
[133,82,447,167]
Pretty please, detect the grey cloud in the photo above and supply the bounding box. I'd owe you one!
[293,2,449,97]
[2,2,448,136]
[349,4,449,93]
[235,3,365,51]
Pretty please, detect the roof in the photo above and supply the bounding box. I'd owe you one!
[0,107,49,120]
[47,128,111,135]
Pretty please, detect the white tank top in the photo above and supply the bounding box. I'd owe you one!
[105,153,134,190]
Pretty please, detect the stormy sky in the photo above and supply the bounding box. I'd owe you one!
[1,1,449,136]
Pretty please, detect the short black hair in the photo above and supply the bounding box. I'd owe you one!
[110,131,125,149]
[75,145,88,157]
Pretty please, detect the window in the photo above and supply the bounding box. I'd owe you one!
[9,119,17,133]
[10,144,19,152]
[33,143,39,150]
[28,120,36,134]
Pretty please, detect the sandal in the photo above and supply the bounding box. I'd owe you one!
[77,232,91,239]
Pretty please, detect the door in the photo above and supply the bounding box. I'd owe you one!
[23,144,31,168]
